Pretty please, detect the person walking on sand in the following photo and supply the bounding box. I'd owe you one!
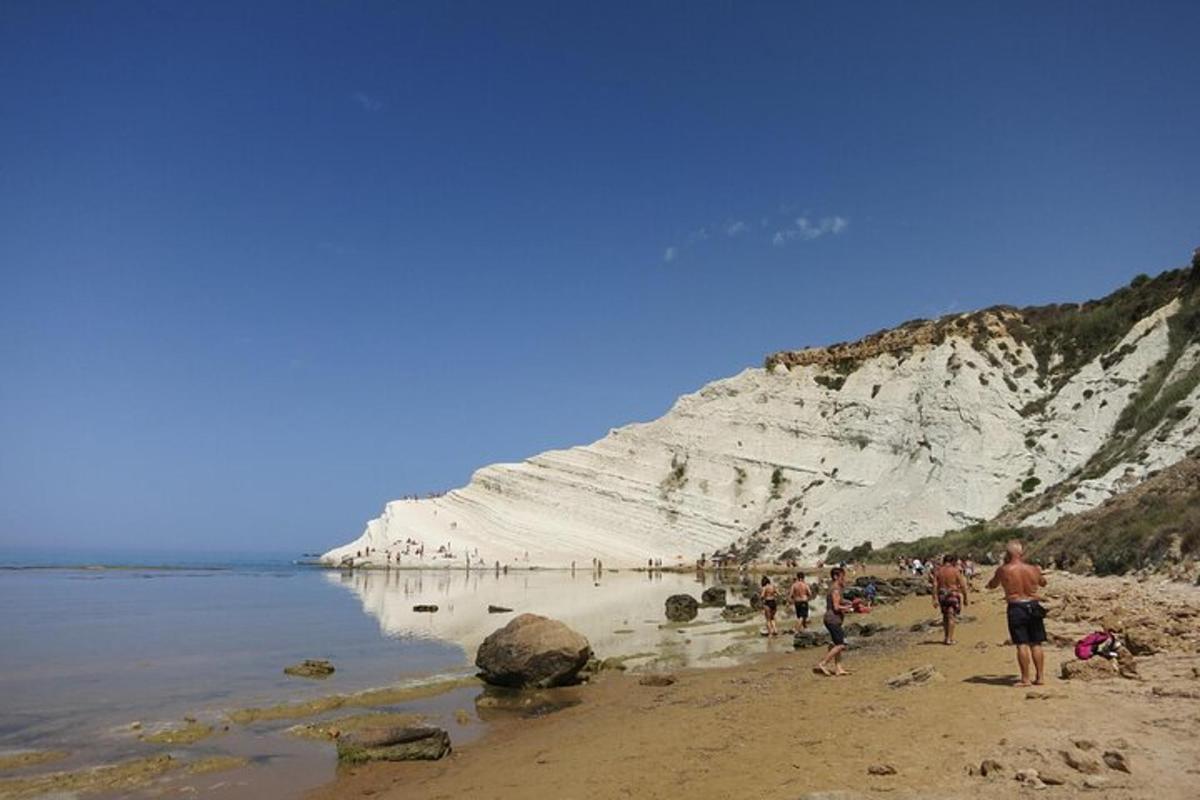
[760,576,780,637]
[814,567,855,676]
[788,571,812,633]
[986,541,1048,687]
[932,554,969,645]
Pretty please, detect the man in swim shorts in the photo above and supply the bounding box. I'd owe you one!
[814,567,855,676]
[788,571,811,632]
[986,540,1049,687]
[932,554,969,645]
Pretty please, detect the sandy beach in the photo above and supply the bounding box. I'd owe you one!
[310,572,1200,800]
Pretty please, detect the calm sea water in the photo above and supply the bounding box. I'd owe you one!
[0,551,767,798]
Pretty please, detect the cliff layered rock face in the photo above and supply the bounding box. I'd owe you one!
[324,265,1200,569]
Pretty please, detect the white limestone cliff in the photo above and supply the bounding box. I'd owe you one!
[324,269,1200,569]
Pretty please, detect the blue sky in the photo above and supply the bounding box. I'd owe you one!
[2,2,1198,554]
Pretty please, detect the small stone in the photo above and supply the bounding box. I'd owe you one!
[487,605,513,613]
[638,674,676,687]
[886,664,942,689]
[1061,749,1103,775]
[1038,770,1067,786]
[868,764,897,776]
[979,759,1004,777]
[1082,776,1108,790]
[1073,739,1098,751]
[1015,768,1046,789]
[1102,750,1130,773]
[412,604,439,613]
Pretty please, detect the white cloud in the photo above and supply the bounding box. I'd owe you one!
[664,208,848,261]
[353,91,383,112]
[772,215,849,246]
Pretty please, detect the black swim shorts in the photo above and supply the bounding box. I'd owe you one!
[795,601,809,619]
[1006,601,1047,645]
[825,621,846,647]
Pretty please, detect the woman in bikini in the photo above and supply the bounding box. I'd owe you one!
[760,575,780,637]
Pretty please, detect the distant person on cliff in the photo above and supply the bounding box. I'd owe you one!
[788,571,812,633]
[986,541,1048,687]
[760,576,780,637]
[814,567,855,676]
[932,554,969,645]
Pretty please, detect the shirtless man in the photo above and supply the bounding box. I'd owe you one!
[813,567,855,676]
[931,554,969,645]
[986,541,1048,687]
[788,571,812,633]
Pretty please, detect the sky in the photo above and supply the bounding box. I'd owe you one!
[2,2,1199,555]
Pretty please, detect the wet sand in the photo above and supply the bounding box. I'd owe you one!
[311,574,1200,800]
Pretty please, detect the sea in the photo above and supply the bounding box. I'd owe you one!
[0,549,773,798]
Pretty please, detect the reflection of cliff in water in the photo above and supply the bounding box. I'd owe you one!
[325,569,766,669]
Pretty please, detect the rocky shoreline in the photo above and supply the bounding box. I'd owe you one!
[307,571,1200,800]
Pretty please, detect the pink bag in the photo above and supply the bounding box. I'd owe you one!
[1074,631,1111,660]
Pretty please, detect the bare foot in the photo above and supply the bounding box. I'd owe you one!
[834,669,852,676]
[813,665,833,676]
[1032,679,1045,686]
[1014,681,1032,688]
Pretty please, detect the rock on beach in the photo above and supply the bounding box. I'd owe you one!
[475,614,592,688]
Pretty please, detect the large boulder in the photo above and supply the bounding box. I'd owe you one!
[700,587,727,607]
[475,614,592,688]
[336,726,450,762]
[665,594,699,622]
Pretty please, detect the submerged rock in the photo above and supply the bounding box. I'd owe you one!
[474,687,581,720]
[283,659,335,679]
[475,613,592,688]
[700,586,727,607]
[665,594,699,622]
[844,621,893,638]
[721,603,756,622]
[793,630,826,649]
[335,726,450,763]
